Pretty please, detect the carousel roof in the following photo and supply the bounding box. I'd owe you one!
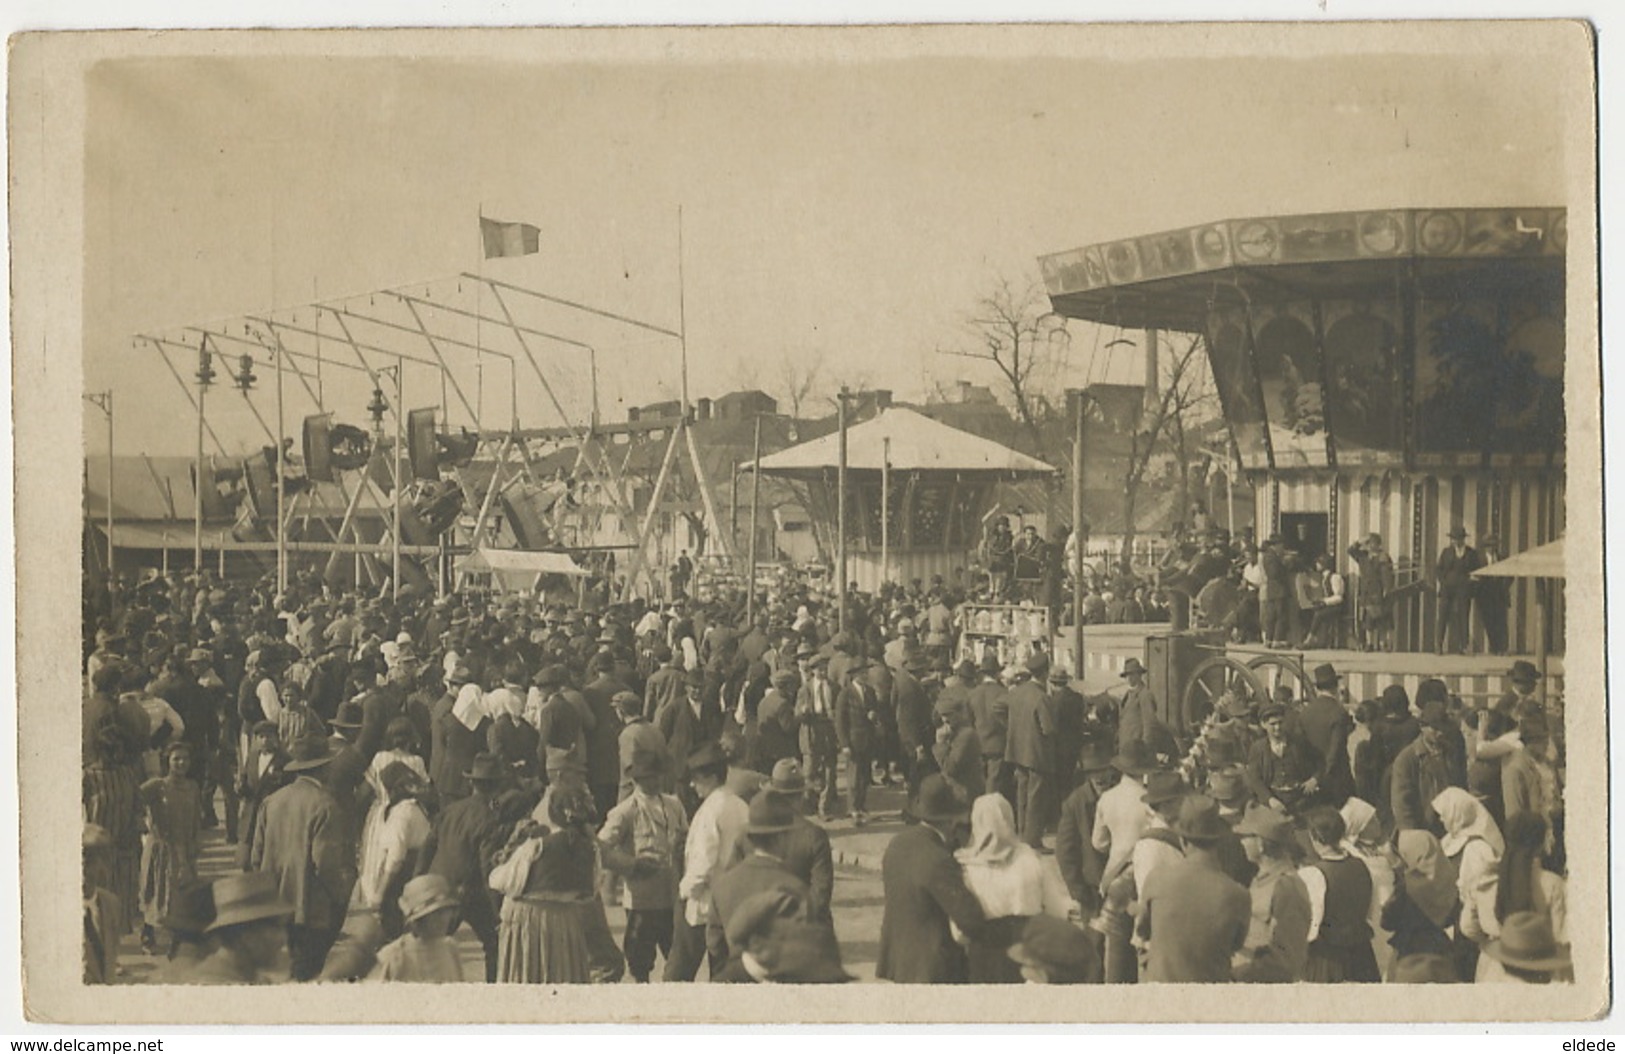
[754,407,1056,481]
[1039,206,1565,331]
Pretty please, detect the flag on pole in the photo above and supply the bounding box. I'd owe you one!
[480,217,541,259]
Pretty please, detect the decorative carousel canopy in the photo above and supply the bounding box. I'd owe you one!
[1041,207,1565,474]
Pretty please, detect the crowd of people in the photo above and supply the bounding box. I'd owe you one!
[80,557,1567,987]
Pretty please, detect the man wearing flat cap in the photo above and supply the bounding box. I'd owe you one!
[795,656,840,821]
[1135,795,1251,982]
[1389,700,1466,836]
[1004,652,1057,848]
[753,669,801,775]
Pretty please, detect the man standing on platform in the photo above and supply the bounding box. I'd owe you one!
[1435,525,1482,655]
[1347,533,1396,653]
[1475,535,1512,656]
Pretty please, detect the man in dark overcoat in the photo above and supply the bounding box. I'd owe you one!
[875,774,987,984]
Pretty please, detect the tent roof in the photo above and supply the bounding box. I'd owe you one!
[754,407,1056,481]
[457,547,589,577]
[1473,537,1564,579]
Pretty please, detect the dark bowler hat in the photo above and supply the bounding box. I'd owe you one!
[534,664,568,688]
[330,701,365,730]
[1205,766,1247,804]
[1482,912,1571,973]
[1380,684,1411,715]
[1008,915,1098,981]
[1110,739,1160,777]
[464,753,507,783]
[978,651,1003,675]
[1025,651,1050,676]
[912,773,971,823]
[1507,660,1543,684]
[206,873,294,933]
[746,792,797,835]
[1418,699,1454,731]
[284,733,335,772]
[1140,769,1189,807]
[1169,794,1229,841]
[1390,954,1458,984]
[954,659,978,681]
[684,668,707,688]
[1446,524,1468,540]
[1234,803,1296,847]
[765,758,808,796]
[1311,663,1340,689]
[1079,741,1115,773]
[1204,736,1244,769]
[1121,658,1148,678]
[687,742,729,773]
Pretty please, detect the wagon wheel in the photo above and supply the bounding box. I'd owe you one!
[1246,653,1310,706]
[1181,656,1269,734]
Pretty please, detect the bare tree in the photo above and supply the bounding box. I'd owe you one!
[771,358,827,421]
[1118,331,1215,564]
[938,277,1071,458]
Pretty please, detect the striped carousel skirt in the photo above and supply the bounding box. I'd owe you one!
[496,894,593,984]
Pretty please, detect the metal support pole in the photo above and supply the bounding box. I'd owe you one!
[1070,388,1087,676]
[275,345,287,594]
[881,436,891,587]
[393,363,404,601]
[195,378,206,572]
[837,389,849,632]
[747,413,763,624]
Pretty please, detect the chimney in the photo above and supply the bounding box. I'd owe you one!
[874,390,892,411]
[628,406,640,423]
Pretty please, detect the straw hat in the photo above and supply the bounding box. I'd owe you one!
[398,874,459,924]
[206,873,294,932]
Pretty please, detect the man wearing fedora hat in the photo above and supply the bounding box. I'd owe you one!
[794,656,840,821]
[753,669,801,776]
[761,760,835,923]
[1091,739,1159,896]
[1135,795,1251,982]
[1495,659,1544,717]
[178,873,295,984]
[657,668,723,809]
[420,753,508,982]
[1117,658,1175,761]
[1296,663,1356,809]
[968,653,1014,807]
[1056,741,1117,917]
[876,774,989,983]
[249,731,356,981]
[1435,524,1482,655]
[1389,700,1466,836]
[598,747,689,983]
[705,792,816,980]
[835,657,886,826]
[1005,652,1057,849]
[892,651,936,801]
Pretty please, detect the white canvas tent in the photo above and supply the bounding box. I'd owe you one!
[1474,536,1564,698]
[456,547,588,593]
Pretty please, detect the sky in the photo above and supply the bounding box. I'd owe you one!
[81,30,1573,457]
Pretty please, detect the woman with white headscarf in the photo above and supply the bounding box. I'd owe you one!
[1432,786,1504,981]
[954,793,1075,983]
[1339,796,1397,978]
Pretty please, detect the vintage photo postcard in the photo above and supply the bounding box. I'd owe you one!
[10,21,1604,1023]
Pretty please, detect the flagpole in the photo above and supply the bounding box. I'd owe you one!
[677,205,689,416]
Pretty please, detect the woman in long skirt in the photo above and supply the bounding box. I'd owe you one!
[493,785,598,984]
[357,719,429,887]
[138,742,203,952]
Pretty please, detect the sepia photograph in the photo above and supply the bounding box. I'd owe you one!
[8,18,1605,1024]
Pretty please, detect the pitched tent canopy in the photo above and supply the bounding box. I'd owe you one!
[456,546,589,593]
[1473,537,1565,579]
[753,406,1057,481]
